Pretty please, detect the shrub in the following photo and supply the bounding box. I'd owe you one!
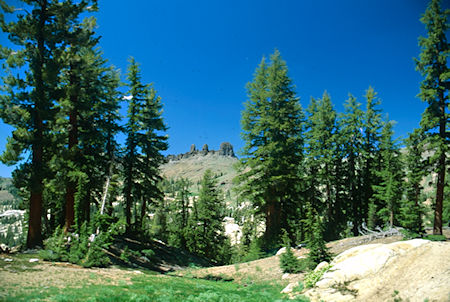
[304,264,331,288]
[424,234,447,241]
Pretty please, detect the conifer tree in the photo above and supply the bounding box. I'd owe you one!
[361,87,384,227]
[236,50,305,248]
[186,170,229,263]
[168,178,192,249]
[415,0,449,235]
[371,120,404,228]
[400,129,426,234]
[0,0,95,248]
[305,92,344,240]
[340,94,364,235]
[123,57,168,233]
[304,203,331,265]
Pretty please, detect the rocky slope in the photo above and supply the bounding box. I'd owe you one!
[161,142,238,195]
[298,239,450,302]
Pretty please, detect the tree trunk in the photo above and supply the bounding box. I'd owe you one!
[433,90,446,235]
[264,199,281,248]
[26,0,47,249]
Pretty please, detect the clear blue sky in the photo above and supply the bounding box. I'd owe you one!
[0,0,445,177]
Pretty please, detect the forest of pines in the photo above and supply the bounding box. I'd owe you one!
[0,0,448,267]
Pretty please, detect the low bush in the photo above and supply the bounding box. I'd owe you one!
[304,264,331,288]
[424,234,447,241]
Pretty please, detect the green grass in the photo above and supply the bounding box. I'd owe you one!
[2,270,309,302]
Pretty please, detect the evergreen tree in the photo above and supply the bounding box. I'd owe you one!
[340,94,364,236]
[236,50,305,248]
[415,0,449,235]
[186,170,229,263]
[304,203,331,265]
[0,0,94,248]
[361,87,384,228]
[305,91,344,240]
[123,57,168,233]
[371,120,404,228]
[168,178,191,249]
[55,15,121,231]
[400,129,426,234]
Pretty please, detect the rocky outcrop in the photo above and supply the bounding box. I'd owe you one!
[292,239,450,302]
[166,142,236,162]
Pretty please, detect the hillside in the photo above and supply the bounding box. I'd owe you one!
[161,142,239,195]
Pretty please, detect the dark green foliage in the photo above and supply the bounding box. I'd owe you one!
[304,205,331,265]
[279,245,301,273]
[371,120,404,228]
[241,238,266,262]
[122,57,168,233]
[340,94,365,236]
[400,129,426,234]
[305,92,346,241]
[167,178,192,249]
[415,0,449,235]
[236,50,305,248]
[186,170,231,264]
[40,217,122,268]
[424,234,447,241]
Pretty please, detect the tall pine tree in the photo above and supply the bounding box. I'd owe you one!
[0,0,95,248]
[123,57,168,233]
[371,120,404,228]
[415,0,449,235]
[236,50,305,248]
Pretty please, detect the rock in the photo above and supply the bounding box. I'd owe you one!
[4,258,13,262]
[202,144,209,154]
[218,142,235,157]
[276,247,287,255]
[165,142,236,161]
[29,258,39,263]
[314,261,329,272]
[0,243,9,253]
[281,282,297,294]
[304,239,447,302]
[282,273,290,280]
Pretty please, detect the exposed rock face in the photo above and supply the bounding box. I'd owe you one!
[218,142,235,157]
[294,239,450,302]
[201,144,209,155]
[166,142,236,162]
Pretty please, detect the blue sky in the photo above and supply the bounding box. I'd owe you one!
[0,0,445,177]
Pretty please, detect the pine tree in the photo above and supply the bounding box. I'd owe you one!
[187,170,229,263]
[415,0,449,235]
[361,87,384,228]
[340,94,364,236]
[305,91,344,240]
[304,203,331,265]
[236,50,305,248]
[123,57,168,233]
[371,120,404,228]
[0,0,94,248]
[168,178,192,249]
[400,129,426,234]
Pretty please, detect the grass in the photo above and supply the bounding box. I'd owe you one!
[1,253,309,302]
[2,273,308,302]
